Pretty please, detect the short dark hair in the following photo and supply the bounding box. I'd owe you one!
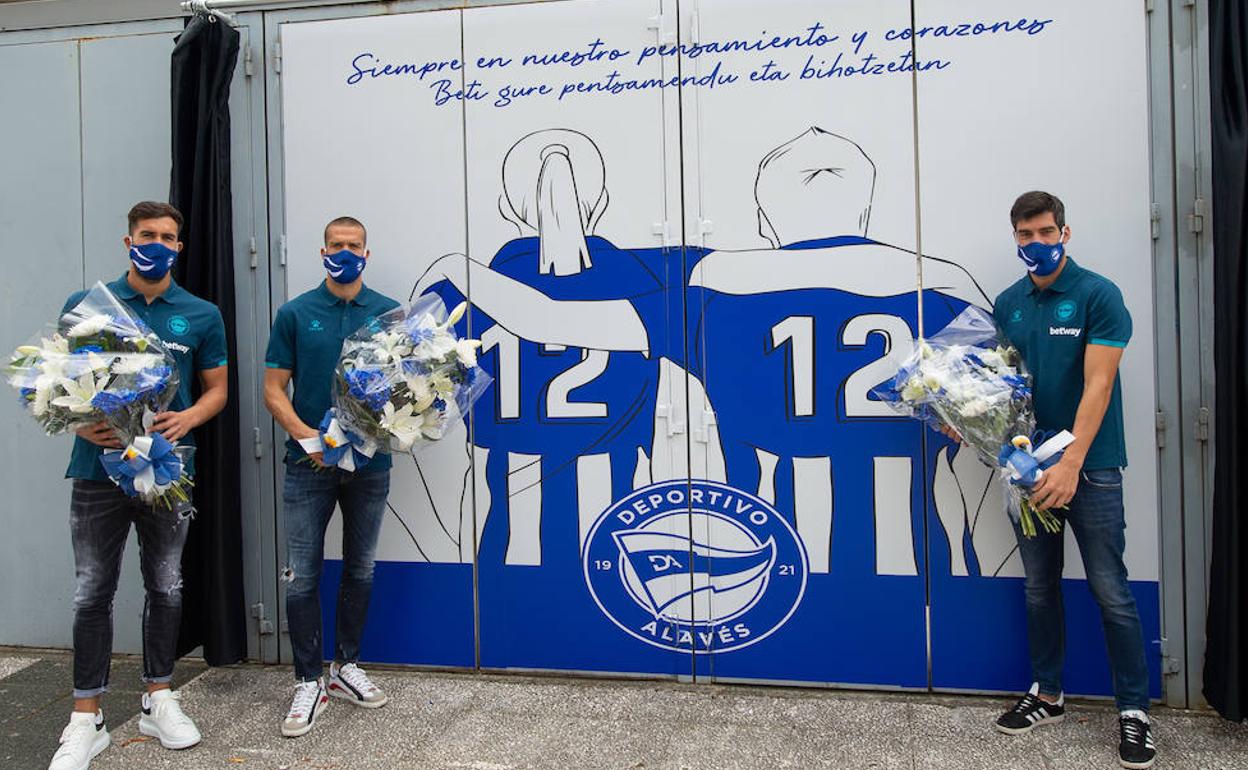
[127,201,184,234]
[324,216,367,246]
[1010,191,1065,230]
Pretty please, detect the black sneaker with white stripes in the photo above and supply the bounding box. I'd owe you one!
[995,683,1065,735]
[1118,711,1156,769]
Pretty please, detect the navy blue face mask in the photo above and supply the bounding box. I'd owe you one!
[323,249,366,284]
[129,242,178,280]
[1017,239,1065,277]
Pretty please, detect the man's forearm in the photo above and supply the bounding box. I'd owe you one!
[264,386,315,439]
[186,385,228,428]
[1063,382,1114,467]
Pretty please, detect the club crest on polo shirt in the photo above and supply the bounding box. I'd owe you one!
[167,315,191,336]
[1054,299,1078,322]
[583,479,808,654]
[309,319,325,332]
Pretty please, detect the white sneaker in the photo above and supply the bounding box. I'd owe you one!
[328,662,389,708]
[282,679,328,738]
[48,710,109,770]
[138,689,202,750]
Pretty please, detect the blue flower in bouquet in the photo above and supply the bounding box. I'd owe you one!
[74,344,104,354]
[408,325,435,346]
[344,367,391,411]
[134,366,172,397]
[1002,373,1031,400]
[91,389,139,415]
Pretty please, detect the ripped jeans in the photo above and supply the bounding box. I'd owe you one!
[282,461,389,682]
[69,479,191,698]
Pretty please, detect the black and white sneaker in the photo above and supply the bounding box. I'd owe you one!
[328,662,388,708]
[281,679,327,738]
[1118,710,1156,769]
[995,682,1066,735]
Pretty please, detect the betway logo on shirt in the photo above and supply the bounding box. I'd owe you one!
[165,341,191,353]
[1049,326,1083,338]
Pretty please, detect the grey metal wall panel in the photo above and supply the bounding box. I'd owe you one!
[79,31,179,282]
[0,39,92,648]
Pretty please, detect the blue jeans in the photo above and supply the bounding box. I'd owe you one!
[283,461,389,682]
[1014,467,1150,711]
[70,480,191,698]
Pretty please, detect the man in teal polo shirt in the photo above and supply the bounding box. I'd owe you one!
[263,216,399,737]
[50,201,228,770]
[988,192,1154,770]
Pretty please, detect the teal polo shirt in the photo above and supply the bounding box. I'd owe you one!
[265,281,400,471]
[993,257,1132,470]
[64,274,229,481]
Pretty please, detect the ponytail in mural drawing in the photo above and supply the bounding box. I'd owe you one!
[500,129,609,276]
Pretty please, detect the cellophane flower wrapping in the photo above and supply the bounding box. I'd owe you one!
[6,281,193,509]
[327,293,491,463]
[874,305,1061,537]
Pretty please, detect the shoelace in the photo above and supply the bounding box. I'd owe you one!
[1012,694,1041,713]
[152,692,195,729]
[57,718,96,752]
[338,664,378,694]
[1121,718,1148,745]
[287,682,321,719]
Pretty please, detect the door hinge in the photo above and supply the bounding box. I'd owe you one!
[646,13,675,44]
[1188,197,1205,234]
[1149,203,1161,240]
[1196,406,1210,443]
[253,427,263,459]
[243,45,254,78]
[694,406,717,444]
[656,401,685,436]
[278,234,288,267]
[1145,0,1155,12]
[273,41,282,74]
[248,236,258,269]
[1155,410,1166,449]
[250,602,274,635]
[652,221,673,248]
[698,218,714,248]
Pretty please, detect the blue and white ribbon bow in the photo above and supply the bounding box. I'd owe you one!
[298,409,377,472]
[997,430,1076,488]
[99,433,185,499]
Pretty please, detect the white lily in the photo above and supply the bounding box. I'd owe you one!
[429,370,455,398]
[52,372,108,413]
[111,353,164,375]
[380,401,423,449]
[370,331,412,363]
[416,330,456,361]
[404,374,437,413]
[454,339,483,369]
[445,301,468,327]
[66,314,112,338]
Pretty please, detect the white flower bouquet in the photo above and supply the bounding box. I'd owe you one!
[6,282,193,509]
[302,294,491,471]
[875,306,1074,537]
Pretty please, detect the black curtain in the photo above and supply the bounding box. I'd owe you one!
[169,13,245,666]
[1205,0,1248,722]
